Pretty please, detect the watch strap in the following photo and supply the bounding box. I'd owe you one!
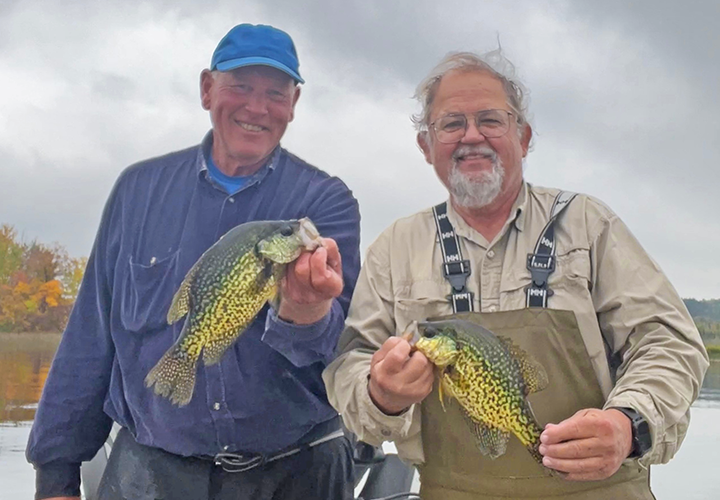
[611,406,651,458]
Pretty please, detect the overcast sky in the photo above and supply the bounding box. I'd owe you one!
[1,0,718,299]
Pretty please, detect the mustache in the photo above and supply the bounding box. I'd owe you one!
[452,145,498,162]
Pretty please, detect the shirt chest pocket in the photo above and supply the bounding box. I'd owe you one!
[120,251,181,333]
[394,280,454,334]
[500,247,592,309]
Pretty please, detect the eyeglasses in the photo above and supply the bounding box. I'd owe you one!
[429,109,515,144]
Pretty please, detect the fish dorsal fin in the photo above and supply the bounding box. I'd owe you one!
[498,336,549,395]
[460,411,510,459]
[167,264,199,324]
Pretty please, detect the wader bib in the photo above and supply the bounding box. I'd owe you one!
[418,197,654,500]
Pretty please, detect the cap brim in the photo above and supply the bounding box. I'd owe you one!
[214,57,304,84]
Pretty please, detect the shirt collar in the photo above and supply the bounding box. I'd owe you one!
[197,130,280,185]
[512,181,529,232]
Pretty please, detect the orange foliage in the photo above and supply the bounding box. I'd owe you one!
[0,225,84,332]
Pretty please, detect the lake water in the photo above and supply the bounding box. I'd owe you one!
[1,332,719,499]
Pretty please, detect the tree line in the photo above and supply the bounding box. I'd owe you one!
[683,299,720,347]
[2,221,719,339]
[0,224,86,332]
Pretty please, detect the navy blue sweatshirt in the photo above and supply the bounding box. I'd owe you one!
[26,132,361,498]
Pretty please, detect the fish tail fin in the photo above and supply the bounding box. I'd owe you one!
[145,344,198,407]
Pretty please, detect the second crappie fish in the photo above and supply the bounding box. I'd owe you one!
[414,319,549,464]
[145,218,322,406]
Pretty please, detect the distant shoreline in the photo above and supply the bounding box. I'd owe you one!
[0,331,62,335]
[2,331,719,358]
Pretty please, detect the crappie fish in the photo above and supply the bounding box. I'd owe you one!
[414,319,549,463]
[145,218,322,406]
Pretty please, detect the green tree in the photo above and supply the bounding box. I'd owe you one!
[0,225,24,284]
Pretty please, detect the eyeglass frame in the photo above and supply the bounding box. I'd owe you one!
[428,108,518,144]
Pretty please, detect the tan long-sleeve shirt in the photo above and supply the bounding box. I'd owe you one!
[324,182,708,466]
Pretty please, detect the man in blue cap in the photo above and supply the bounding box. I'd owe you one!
[27,24,360,500]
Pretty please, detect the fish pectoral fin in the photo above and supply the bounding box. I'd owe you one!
[498,336,549,394]
[438,377,447,412]
[439,371,460,412]
[167,265,199,324]
[466,416,510,460]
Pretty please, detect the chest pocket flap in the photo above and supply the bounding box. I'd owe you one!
[120,251,180,333]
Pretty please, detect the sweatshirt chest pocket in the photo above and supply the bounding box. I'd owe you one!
[120,251,181,333]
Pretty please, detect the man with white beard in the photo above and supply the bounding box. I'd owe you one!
[323,50,707,500]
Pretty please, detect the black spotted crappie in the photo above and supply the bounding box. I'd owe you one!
[413,319,549,463]
[145,218,322,406]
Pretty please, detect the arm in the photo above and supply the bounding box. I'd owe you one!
[262,177,361,367]
[26,182,121,499]
[540,210,708,479]
[593,213,708,463]
[323,237,430,463]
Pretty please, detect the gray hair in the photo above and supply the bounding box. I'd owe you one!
[412,49,531,138]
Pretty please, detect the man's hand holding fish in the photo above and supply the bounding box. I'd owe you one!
[279,237,344,325]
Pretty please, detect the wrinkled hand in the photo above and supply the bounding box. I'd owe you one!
[539,408,633,481]
[277,237,343,325]
[368,336,435,415]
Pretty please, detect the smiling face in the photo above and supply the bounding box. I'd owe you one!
[418,69,531,210]
[201,65,300,176]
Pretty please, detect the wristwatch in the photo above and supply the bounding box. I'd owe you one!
[611,407,652,458]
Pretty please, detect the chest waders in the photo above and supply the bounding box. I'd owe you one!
[420,195,654,500]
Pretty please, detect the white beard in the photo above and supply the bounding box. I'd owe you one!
[448,146,505,209]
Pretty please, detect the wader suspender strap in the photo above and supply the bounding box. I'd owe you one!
[433,202,474,313]
[525,191,577,308]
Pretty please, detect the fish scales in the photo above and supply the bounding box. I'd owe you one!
[145,218,321,406]
[415,319,548,464]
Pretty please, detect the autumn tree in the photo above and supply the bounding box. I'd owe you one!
[0,224,87,332]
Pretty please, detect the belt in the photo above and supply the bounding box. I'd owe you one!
[212,418,345,473]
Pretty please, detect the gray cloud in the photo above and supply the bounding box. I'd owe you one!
[0,0,717,298]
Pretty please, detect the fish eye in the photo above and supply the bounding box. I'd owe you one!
[423,326,438,338]
[280,225,294,237]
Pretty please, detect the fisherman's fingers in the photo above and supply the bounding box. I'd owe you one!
[539,436,603,459]
[404,350,433,380]
[540,408,603,444]
[543,453,622,481]
[319,237,342,274]
[307,246,343,298]
[372,336,406,366]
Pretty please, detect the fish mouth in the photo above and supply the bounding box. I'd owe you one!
[297,218,322,250]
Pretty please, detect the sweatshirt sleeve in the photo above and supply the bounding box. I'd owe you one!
[26,178,124,499]
[262,175,361,367]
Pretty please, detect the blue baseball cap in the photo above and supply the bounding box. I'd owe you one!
[210,24,304,84]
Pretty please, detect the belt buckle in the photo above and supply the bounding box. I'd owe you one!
[214,452,265,473]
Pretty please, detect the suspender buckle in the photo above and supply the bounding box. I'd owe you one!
[526,253,555,292]
[443,260,471,293]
